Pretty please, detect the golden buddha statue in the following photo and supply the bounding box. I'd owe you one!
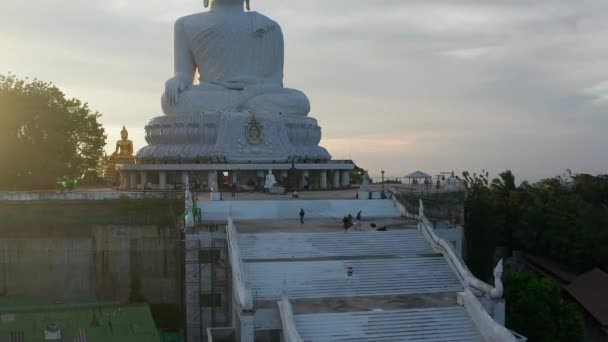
[114,126,134,156]
[104,127,136,185]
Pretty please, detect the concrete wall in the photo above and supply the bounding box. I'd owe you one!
[199,199,401,221]
[0,225,180,305]
[0,191,172,201]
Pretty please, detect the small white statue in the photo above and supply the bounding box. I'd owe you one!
[360,170,370,192]
[264,169,277,190]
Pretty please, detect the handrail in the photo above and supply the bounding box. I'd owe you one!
[277,293,304,342]
[226,216,254,310]
[418,199,503,298]
[459,290,518,342]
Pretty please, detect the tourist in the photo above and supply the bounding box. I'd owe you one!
[299,208,305,224]
[343,216,350,232]
[292,190,299,199]
[346,214,355,231]
[231,183,237,198]
[355,211,363,230]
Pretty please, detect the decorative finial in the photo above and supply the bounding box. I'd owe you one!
[490,259,504,298]
[419,199,425,217]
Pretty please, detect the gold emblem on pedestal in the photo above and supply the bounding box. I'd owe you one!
[245,115,264,145]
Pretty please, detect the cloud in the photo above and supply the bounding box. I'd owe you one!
[1,0,607,181]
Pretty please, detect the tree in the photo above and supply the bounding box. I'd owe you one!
[504,271,585,342]
[0,74,106,190]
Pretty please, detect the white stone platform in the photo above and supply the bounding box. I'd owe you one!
[199,199,401,221]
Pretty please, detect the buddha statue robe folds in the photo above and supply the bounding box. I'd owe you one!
[161,10,310,117]
[137,0,330,164]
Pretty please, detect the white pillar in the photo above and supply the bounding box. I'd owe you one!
[332,171,340,188]
[140,171,148,190]
[181,171,189,188]
[301,170,309,189]
[129,173,137,190]
[207,171,216,191]
[238,313,255,342]
[341,170,351,188]
[320,170,328,190]
[159,171,167,190]
[231,171,238,185]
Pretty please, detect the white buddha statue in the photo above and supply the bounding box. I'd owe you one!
[137,0,331,164]
[162,0,310,117]
[264,169,277,190]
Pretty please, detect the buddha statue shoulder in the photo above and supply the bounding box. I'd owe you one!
[162,0,310,117]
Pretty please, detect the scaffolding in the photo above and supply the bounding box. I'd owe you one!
[185,226,231,342]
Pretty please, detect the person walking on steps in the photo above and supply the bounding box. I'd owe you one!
[355,211,363,231]
[299,208,305,224]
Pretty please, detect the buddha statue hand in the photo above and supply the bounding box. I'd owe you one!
[210,80,246,91]
[163,73,191,107]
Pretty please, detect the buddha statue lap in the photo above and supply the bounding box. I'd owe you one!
[136,0,330,163]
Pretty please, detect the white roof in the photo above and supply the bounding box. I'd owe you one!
[405,170,432,179]
[247,257,462,300]
[295,307,484,342]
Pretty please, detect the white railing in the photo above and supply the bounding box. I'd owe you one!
[459,290,518,342]
[226,216,254,310]
[277,292,304,342]
[418,199,503,299]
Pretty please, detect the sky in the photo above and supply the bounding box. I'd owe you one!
[1,0,607,181]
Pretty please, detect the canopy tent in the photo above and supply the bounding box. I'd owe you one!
[404,171,433,185]
[405,171,432,179]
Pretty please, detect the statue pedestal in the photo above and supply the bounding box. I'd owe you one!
[136,111,330,164]
[104,155,135,185]
[270,186,286,195]
[358,191,370,200]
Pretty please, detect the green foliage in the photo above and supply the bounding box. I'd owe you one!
[505,271,585,342]
[464,170,608,278]
[0,74,106,190]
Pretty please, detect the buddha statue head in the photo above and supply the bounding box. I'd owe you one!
[121,126,129,141]
[204,0,250,10]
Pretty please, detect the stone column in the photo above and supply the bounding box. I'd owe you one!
[231,171,238,185]
[159,171,167,190]
[129,172,137,190]
[301,170,309,189]
[341,170,351,188]
[121,173,128,190]
[182,171,190,188]
[207,171,216,191]
[140,171,148,190]
[320,170,328,190]
[332,171,340,189]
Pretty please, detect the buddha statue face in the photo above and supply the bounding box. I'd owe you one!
[121,127,129,141]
